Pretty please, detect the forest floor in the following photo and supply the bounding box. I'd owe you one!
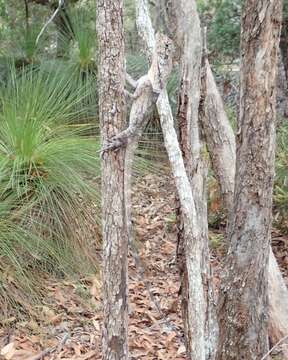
[0,173,287,360]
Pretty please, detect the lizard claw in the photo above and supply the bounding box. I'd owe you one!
[99,136,125,158]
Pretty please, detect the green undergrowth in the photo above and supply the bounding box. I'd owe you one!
[0,62,168,320]
[0,65,101,319]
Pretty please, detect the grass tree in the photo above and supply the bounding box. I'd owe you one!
[0,65,101,317]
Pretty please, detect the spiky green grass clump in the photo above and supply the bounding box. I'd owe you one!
[0,66,101,318]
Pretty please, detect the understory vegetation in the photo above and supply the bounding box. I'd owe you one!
[0,0,287,322]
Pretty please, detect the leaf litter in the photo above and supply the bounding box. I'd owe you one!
[0,173,287,359]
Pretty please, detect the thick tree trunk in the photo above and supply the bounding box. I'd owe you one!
[97,1,129,359]
[201,49,288,358]
[216,1,282,359]
[173,2,218,359]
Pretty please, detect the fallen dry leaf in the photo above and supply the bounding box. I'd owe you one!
[1,342,16,360]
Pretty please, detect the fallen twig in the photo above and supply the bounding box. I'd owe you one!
[29,332,69,360]
[261,334,288,360]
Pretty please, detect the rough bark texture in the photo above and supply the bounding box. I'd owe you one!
[202,61,236,212]
[199,12,288,359]
[202,43,288,360]
[97,1,129,359]
[216,1,282,359]
[135,1,208,358]
[157,89,206,360]
[173,2,218,359]
[103,35,174,249]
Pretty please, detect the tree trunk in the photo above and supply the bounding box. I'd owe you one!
[216,0,282,359]
[280,17,288,87]
[135,1,208,358]
[96,1,129,359]
[201,46,288,359]
[201,62,236,213]
[173,2,218,358]
[157,88,207,360]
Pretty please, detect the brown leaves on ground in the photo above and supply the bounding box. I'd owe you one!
[0,174,186,360]
[1,173,287,359]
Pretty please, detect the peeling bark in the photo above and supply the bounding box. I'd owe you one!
[216,0,283,359]
[97,1,128,359]
[135,0,208,358]
[173,2,218,358]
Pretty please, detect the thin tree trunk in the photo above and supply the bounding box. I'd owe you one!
[135,1,207,358]
[173,2,218,358]
[216,0,282,359]
[157,89,207,360]
[201,62,236,213]
[24,0,29,32]
[280,17,288,86]
[96,1,129,359]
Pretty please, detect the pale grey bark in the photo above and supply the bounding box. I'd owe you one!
[135,0,208,358]
[135,0,155,62]
[173,1,218,359]
[216,0,283,358]
[202,62,236,212]
[157,88,206,360]
[97,1,128,359]
[268,250,288,358]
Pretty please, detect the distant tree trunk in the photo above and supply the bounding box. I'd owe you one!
[201,61,236,213]
[173,2,218,359]
[96,1,129,359]
[24,0,29,31]
[216,0,282,359]
[268,249,288,357]
[280,16,288,85]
